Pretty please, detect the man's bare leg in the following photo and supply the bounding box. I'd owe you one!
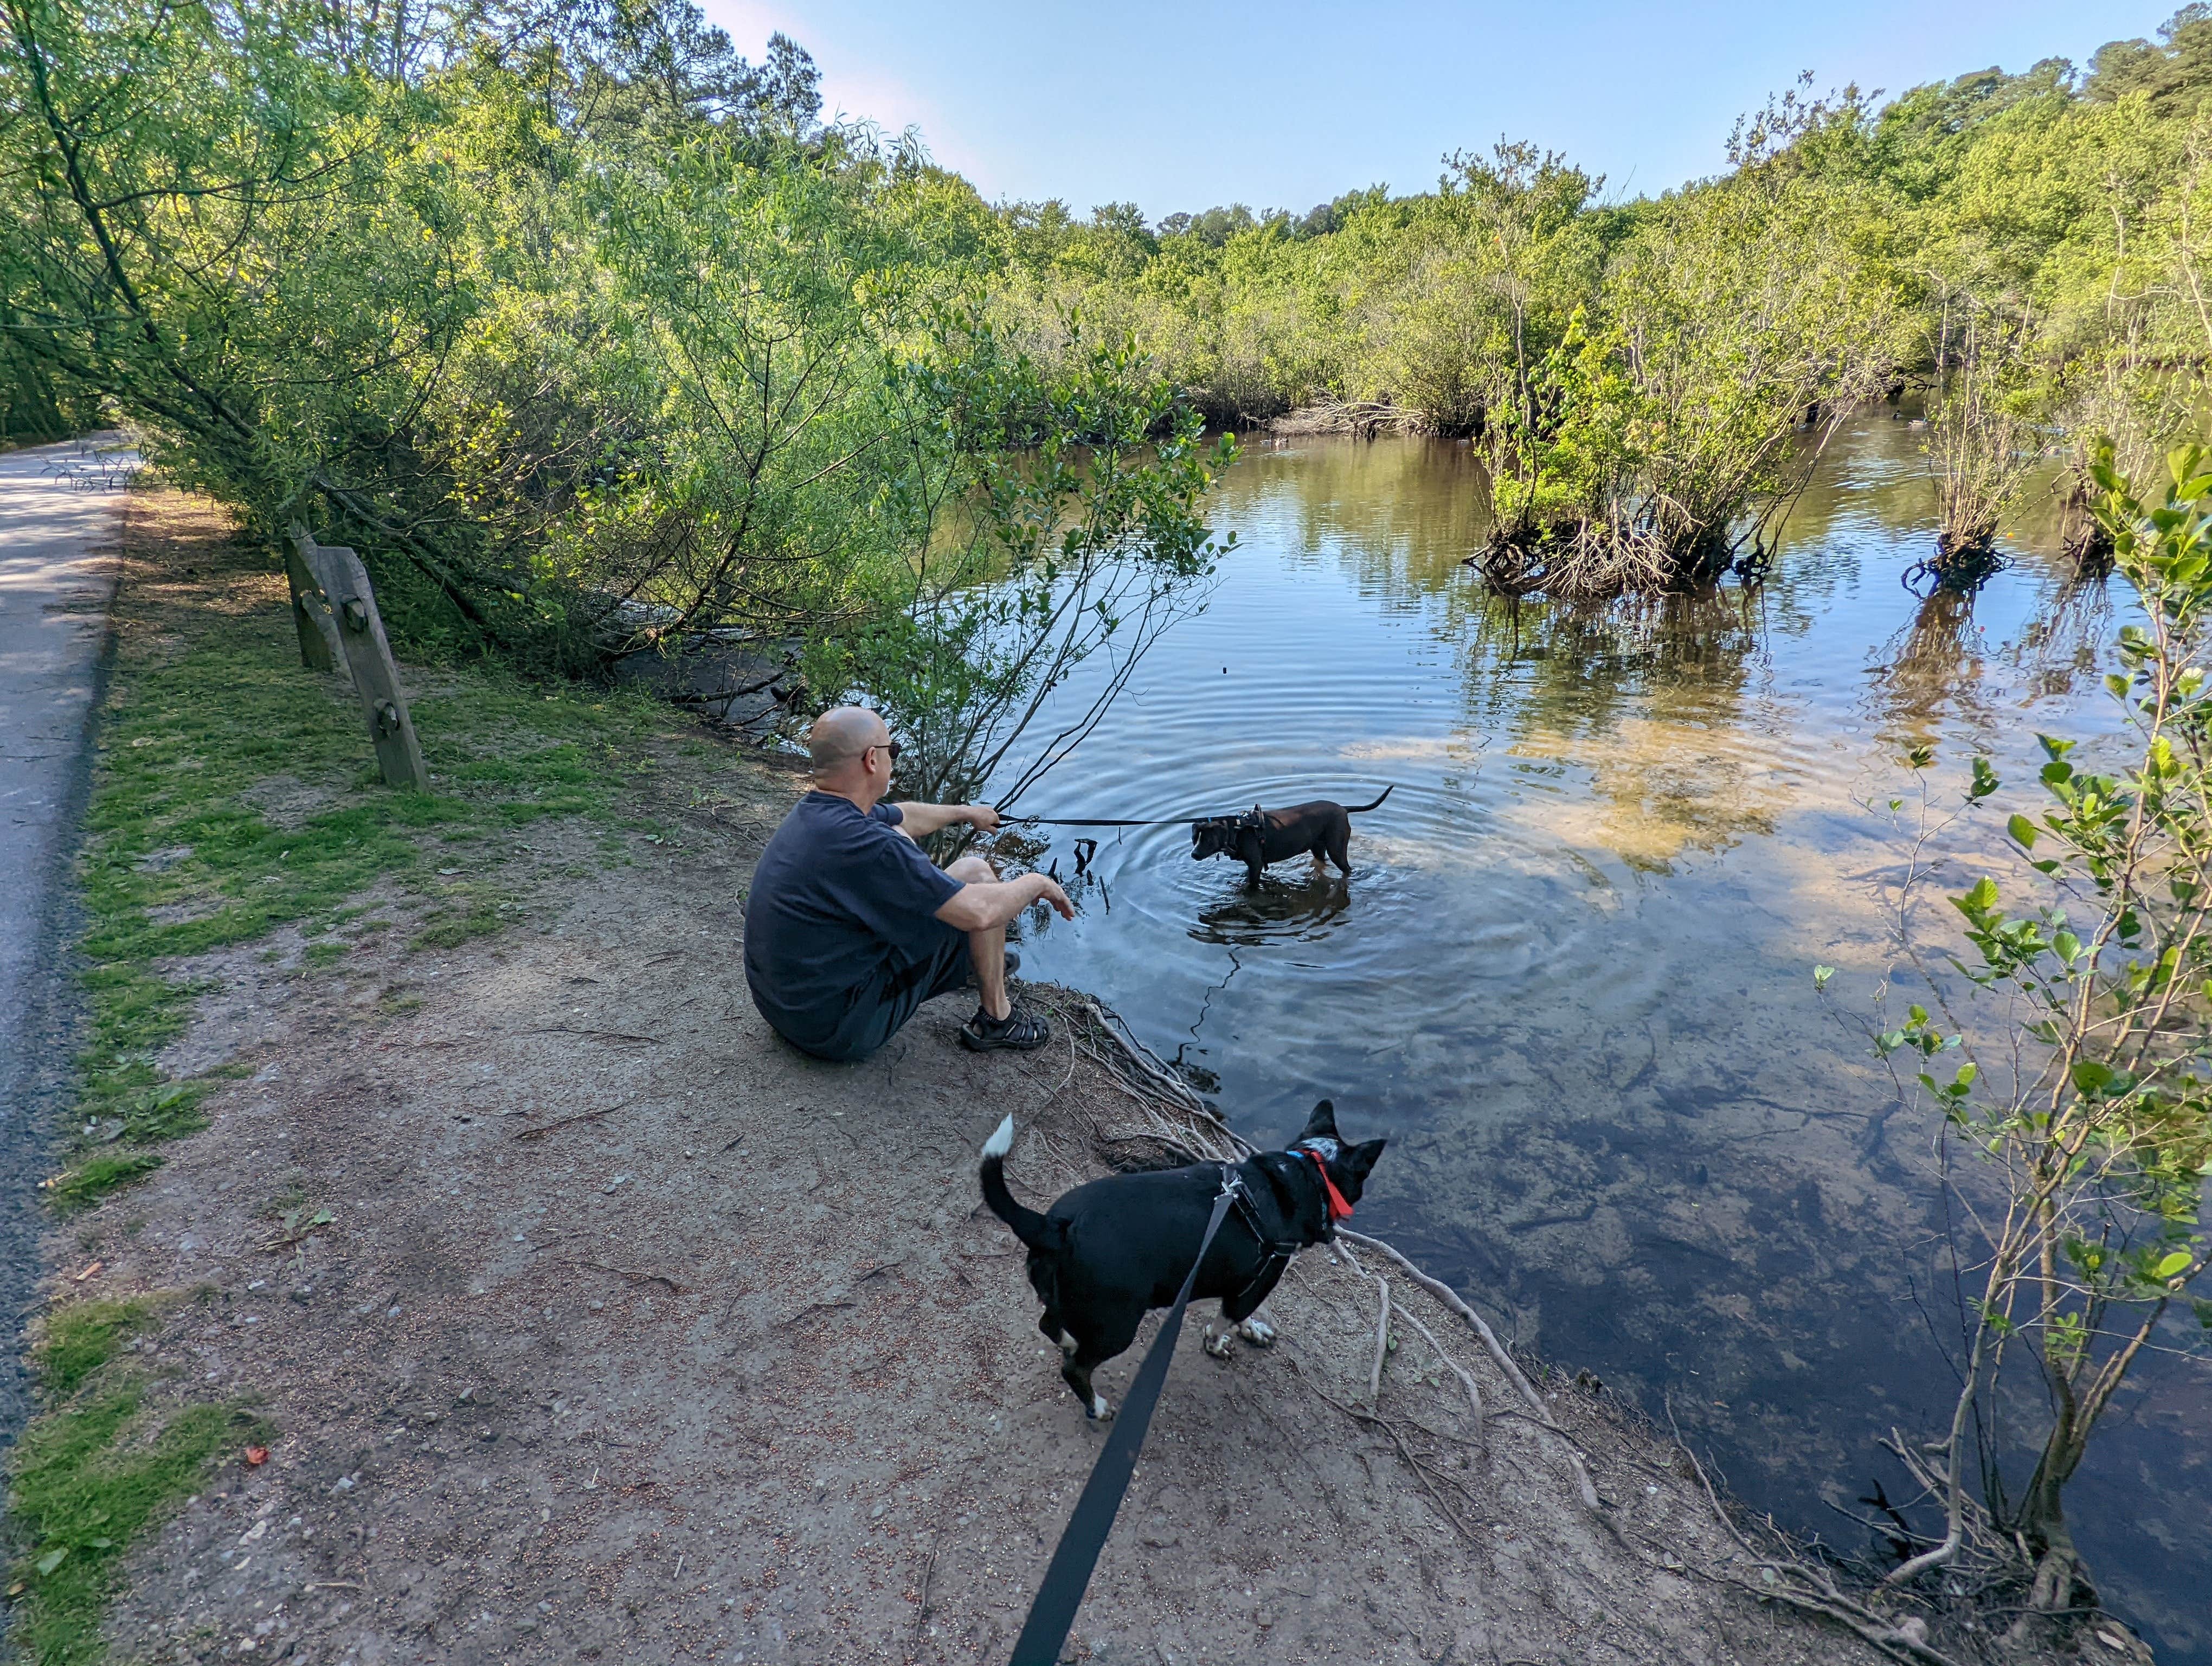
[946,854,1011,1021]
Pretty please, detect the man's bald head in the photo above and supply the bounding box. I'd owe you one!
[808,706,890,776]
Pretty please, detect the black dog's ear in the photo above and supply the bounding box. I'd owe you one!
[1299,1099,1340,1140]
[1345,1137,1387,1182]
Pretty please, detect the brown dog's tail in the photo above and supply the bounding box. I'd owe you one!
[1346,785,1394,813]
[980,1115,1053,1249]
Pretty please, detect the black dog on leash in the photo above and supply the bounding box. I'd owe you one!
[1192,786,1392,885]
[979,1100,1387,1419]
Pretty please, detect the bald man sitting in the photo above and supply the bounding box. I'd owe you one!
[743,707,1074,1061]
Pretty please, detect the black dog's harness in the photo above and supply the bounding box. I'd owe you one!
[1217,1136,1355,1307]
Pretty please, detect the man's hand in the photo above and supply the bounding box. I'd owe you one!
[892,800,1001,837]
[937,870,1076,932]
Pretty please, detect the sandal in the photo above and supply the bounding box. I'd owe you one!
[960,1004,1051,1053]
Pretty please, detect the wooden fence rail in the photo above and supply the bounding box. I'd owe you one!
[283,524,429,791]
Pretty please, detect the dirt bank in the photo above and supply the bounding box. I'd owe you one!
[23,491,2103,1666]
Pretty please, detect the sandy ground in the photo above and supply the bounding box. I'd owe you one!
[40,494,2100,1666]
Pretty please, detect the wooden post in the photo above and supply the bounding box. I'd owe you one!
[293,531,430,791]
[282,526,346,677]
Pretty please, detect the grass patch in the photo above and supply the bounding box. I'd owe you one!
[43,1155,165,1211]
[34,1300,158,1400]
[410,883,515,951]
[7,1298,257,1666]
[59,498,690,1207]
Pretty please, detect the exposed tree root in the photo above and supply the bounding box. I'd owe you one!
[1367,1274,1391,1403]
[1667,1404,1963,1666]
[1288,1358,1484,1544]
[1340,1228,1604,1513]
[1389,1298,1486,1446]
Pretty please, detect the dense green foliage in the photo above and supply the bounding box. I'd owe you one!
[989,12,2212,588]
[14,2,2212,611]
[0,0,1224,710]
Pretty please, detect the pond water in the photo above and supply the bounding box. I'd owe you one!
[983,416,2208,1659]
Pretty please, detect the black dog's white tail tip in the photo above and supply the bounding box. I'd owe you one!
[982,1113,1015,1160]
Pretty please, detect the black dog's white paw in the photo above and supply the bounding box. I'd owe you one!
[1088,1394,1115,1421]
[1202,1328,1237,1361]
[1238,1316,1278,1348]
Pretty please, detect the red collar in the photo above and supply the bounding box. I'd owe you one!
[1298,1148,1355,1222]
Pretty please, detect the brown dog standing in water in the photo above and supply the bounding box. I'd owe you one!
[1191,786,1392,885]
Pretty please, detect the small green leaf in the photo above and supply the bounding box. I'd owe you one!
[34,1548,66,1577]
[2153,1250,2193,1280]
[2071,1059,2115,1095]
[1812,965,1835,989]
[2008,813,2037,849]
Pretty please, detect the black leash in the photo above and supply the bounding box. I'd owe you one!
[1007,1177,1239,1666]
[1001,813,1205,828]
[1002,785,1393,830]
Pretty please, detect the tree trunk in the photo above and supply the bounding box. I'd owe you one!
[2015,1405,2092,1612]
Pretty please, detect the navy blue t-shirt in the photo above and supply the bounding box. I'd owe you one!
[744,793,965,1048]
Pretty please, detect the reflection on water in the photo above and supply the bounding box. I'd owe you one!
[1190,872,1354,947]
[980,418,2206,1660]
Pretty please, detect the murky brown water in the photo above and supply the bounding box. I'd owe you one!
[983,416,2207,1657]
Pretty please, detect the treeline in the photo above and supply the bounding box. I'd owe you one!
[987,10,2212,593]
[9,1,2212,659]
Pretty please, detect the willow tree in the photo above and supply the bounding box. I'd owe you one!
[1919,286,2043,579]
[0,0,891,659]
[1472,86,1896,597]
[812,320,1237,812]
[1367,142,1602,439]
[0,0,493,588]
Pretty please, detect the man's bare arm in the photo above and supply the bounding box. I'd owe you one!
[936,873,1073,932]
[893,802,1000,838]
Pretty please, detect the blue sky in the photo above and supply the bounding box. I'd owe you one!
[699,1,2167,217]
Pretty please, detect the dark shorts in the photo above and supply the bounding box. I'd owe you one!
[789,930,974,1063]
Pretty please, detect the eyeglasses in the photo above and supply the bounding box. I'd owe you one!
[869,739,902,762]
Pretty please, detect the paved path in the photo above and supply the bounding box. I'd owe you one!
[0,437,136,1439]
